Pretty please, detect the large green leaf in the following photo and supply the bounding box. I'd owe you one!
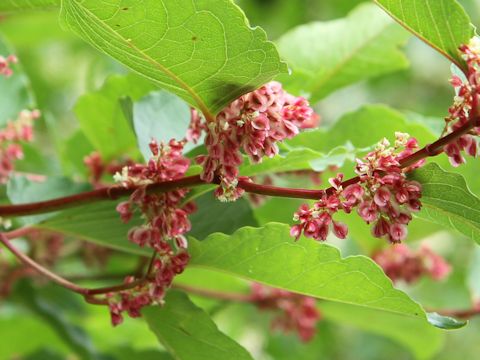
[189,193,258,240]
[143,291,253,360]
[61,0,287,118]
[0,0,59,13]
[189,223,427,320]
[0,314,70,359]
[409,163,480,245]
[320,302,444,360]
[276,3,410,102]
[15,282,101,360]
[35,201,146,255]
[374,0,474,70]
[74,73,154,161]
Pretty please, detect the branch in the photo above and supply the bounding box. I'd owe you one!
[0,233,150,298]
[0,114,478,218]
[172,283,254,303]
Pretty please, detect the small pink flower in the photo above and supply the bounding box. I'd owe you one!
[332,221,348,239]
[195,82,318,201]
[388,223,407,243]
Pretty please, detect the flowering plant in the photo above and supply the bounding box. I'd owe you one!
[1,1,480,359]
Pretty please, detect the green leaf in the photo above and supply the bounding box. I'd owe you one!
[143,291,253,360]
[276,3,410,102]
[15,281,101,360]
[467,246,480,301]
[107,348,174,360]
[74,74,154,161]
[23,349,66,360]
[61,0,287,118]
[189,193,258,240]
[60,130,95,177]
[0,36,36,125]
[320,302,444,360]
[409,163,480,245]
[0,0,59,13]
[35,192,257,255]
[240,145,355,176]
[35,201,147,255]
[426,312,467,330]
[7,175,91,226]
[287,104,437,153]
[374,0,474,70]
[131,90,192,160]
[189,223,427,320]
[0,312,70,358]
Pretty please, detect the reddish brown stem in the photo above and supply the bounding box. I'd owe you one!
[0,175,204,217]
[0,233,88,295]
[4,226,35,239]
[0,115,478,218]
[430,306,480,319]
[0,233,150,298]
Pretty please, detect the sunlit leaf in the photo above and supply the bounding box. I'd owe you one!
[277,3,410,102]
[61,0,287,117]
[409,163,480,245]
[143,291,253,360]
[374,0,474,70]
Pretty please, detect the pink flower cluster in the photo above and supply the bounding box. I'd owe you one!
[291,133,424,243]
[193,81,317,201]
[110,139,194,325]
[0,55,17,77]
[373,244,451,283]
[0,109,40,183]
[251,283,321,342]
[444,38,480,167]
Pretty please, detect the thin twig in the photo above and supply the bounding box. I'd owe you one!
[172,283,254,303]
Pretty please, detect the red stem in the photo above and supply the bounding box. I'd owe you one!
[0,113,476,219]
[0,233,150,298]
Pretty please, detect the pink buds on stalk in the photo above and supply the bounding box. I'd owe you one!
[291,133,424,244]
[0,55,17,77]
[111,139,195,326]
[193,81,318,201]
[443,38,480,167]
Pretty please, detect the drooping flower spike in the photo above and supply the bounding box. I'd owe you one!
[443,38,480,167]
[291,133,424,244]
[194,81,318,201]
[111,139,195,325]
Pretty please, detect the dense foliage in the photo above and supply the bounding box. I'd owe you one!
[1,1,480,359]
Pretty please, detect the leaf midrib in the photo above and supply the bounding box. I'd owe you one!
[189,262,425,320]
[69,0,216,120]
[374,0,465,70]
